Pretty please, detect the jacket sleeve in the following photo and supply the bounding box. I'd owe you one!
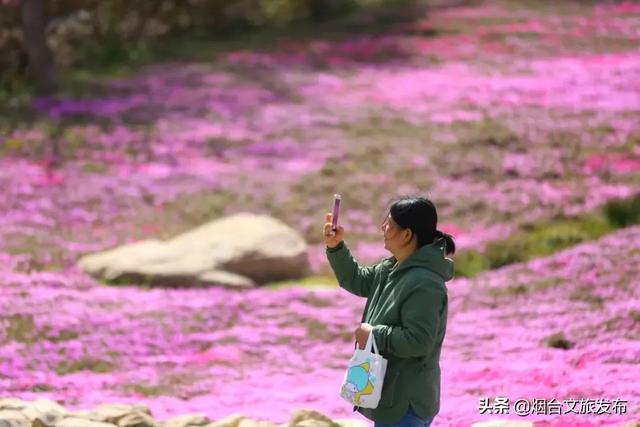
[325,241,378,298]
[371,284,445,358]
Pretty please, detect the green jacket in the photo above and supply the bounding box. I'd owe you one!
[326,238,453,424]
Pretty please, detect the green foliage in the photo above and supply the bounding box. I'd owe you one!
[453,198,640,278]
[451,250,490,278]
[488,215,613,264]
[2,0,427,75]
[604,194,640,228]
[55,357,115,375]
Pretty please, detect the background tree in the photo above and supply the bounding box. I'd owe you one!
[21,0,59,94]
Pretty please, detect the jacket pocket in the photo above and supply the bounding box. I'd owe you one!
[377,368,400,408]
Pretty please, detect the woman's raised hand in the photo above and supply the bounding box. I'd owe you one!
[324,212,344,249]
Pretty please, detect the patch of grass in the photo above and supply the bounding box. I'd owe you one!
[486,278,561,299]
[301,317,330,340]
[44,329,81,343]
[277,315,333,341]
[298,293,335,307]
[266,274,338,290]
[454,118,520,149]
[492,215,613,263]
[452,251,490,278]
[5,235,69,272]
[604,194,640,228]
[4,314,36,344]
[432,9,530,34]
[480,31,541,43]
[123,383,168,397]
[155,191,235,238]
[340,115,428,139]
[82,161,110,174]
[497,0,602,15]
[195,336,239,351]
[455,194,640,278]
[31,383,55,392]
[121,371,201,397]
[55,357,115,375]
[568,287,605,309]
[454,215,612,278]
[561,36,640,56]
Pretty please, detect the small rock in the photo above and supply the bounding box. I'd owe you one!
[294,421,332,427]
[203,415,247,427]
[82,404,152,424]
[117,412,157,427]
[238,420,260,427]
[0,400,30,412]
[288,411,338,427]
[63,412,92,421]
[55,417,115,427]
[30,401,67,417]
[197,270,256,289]
[333,420,368,427]
[0,410,30,427]
[237,421,273,427]
[165,414,210,427]
[26,411,61,427]
[22,399,67,427]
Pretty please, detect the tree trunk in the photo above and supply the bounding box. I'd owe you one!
[21,0,58,94]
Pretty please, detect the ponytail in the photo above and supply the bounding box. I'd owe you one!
[435,229,456,256]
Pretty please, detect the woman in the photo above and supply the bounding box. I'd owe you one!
[324,195,455,427]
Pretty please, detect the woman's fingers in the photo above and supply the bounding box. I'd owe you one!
[324,213,335,236]
[323,213,343,247]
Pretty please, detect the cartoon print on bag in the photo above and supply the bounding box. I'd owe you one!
[341,359,375,405]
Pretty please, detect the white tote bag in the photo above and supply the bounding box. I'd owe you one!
[339,331,388,409]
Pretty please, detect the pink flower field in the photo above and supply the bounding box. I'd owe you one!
[1,0,639,426]
[2,224,639,425]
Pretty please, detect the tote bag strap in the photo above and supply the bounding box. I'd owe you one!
[353,329,380,355]
[365,330,380,355]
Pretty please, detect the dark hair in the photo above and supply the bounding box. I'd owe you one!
[384,195,456,255]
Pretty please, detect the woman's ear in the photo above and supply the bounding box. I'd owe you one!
[403,228,414,244]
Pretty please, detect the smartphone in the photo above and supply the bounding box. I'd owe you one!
[331,194,341,233]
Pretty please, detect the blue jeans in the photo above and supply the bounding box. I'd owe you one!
[373,405,434,427]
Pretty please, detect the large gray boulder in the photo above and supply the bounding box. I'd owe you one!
[77,213,310,288]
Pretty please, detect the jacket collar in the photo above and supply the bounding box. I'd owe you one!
[384,237,454,281]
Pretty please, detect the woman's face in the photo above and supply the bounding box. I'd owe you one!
[381,214,412,252]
